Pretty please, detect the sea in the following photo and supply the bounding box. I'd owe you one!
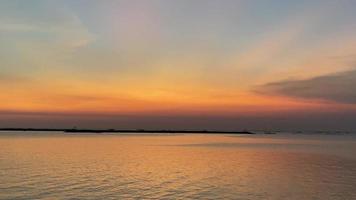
[0,132,355,200]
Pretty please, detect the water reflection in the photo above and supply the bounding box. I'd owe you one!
[0,134,355,199]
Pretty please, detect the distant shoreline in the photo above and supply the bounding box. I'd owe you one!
[0,128,254,134]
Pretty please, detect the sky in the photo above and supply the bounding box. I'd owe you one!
[1,0,356,130]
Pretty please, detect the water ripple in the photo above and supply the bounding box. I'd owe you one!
[0,134,355,200]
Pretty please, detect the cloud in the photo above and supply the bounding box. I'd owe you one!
[0,0,94,49]
[0,73,34,85]
[0,0,95,79]
[255,69,356,104]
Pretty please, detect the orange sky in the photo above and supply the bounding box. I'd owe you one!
[1,0,356,129]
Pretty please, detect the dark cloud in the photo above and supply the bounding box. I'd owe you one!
[1,110,356,131]
[255,69,356,104]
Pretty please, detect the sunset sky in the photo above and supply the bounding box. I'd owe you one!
[1,0,356,130]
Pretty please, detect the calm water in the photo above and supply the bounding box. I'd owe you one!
[0,132,355,200]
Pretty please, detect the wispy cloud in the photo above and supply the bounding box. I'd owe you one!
[0,73,35,85]
[0,1,94,52]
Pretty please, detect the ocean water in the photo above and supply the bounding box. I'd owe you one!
[0,132,355,200]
